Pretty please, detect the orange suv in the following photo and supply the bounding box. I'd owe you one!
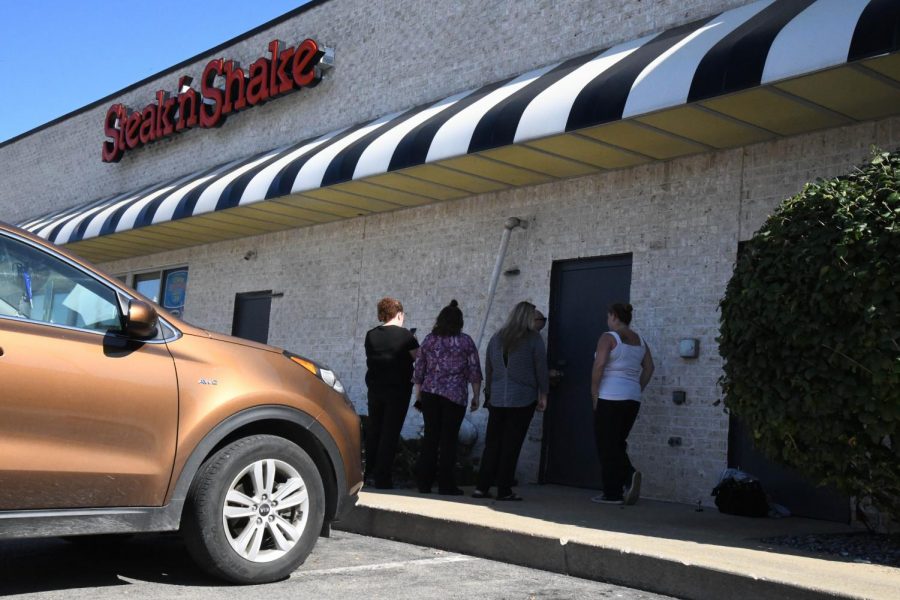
[0,222,362,583]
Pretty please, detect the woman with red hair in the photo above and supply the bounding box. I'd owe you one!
[364,297,419,489]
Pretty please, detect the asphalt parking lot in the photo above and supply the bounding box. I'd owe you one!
[0,530,674,599]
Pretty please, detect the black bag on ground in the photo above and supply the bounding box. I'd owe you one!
[711,476,769,517]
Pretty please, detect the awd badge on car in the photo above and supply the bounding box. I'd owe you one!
[199,378,218,385]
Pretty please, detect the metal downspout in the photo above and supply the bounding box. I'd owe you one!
[476,217,527,348]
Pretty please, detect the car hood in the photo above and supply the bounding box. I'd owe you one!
[187,328,284,354]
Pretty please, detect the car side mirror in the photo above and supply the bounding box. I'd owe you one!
[124,299,158,339]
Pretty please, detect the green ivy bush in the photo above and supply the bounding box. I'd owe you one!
[719,150,900,522]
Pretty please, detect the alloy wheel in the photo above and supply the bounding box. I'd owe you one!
[221,458,310,562]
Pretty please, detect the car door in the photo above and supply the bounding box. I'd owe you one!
[0,231,178,510]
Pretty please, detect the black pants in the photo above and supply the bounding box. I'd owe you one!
[476,403,536,497]
[594,399,640,499]
[365,386,412,486]
[415,392,466,491]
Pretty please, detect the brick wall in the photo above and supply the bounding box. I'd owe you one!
[96,115,900,504]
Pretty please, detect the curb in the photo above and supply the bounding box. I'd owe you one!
[335,503,855,600]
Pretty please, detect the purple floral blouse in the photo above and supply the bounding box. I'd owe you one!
[413,333,483,406]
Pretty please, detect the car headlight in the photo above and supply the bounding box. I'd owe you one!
[284,351,347,397]
[317,367,344,394]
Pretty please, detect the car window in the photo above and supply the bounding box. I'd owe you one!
[0,234,121,333]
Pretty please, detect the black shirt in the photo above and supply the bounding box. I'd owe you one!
[364,325,419,391]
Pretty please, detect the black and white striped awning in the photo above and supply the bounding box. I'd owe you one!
[20,0,900,261]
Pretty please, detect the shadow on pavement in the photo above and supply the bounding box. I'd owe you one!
[0,534,220,595]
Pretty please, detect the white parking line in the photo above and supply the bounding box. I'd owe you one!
[292,555,475,578]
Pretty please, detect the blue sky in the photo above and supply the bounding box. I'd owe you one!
[0,1,310,143]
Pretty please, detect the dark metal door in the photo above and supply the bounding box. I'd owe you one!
[541,254,632,487]
[232,291,272,344]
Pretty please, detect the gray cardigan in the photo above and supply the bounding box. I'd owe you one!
[484,330,549,408]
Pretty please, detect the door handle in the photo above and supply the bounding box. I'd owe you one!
[550,360,565,382]
[549,368,564,387]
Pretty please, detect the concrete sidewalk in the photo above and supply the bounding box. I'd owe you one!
[335,484,899,600]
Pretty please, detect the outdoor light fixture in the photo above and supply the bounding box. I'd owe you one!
[678,338,699,358]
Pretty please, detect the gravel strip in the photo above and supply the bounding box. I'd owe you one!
[760,533,900,567]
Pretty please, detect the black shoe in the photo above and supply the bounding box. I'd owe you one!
[471,489,492,499]
[591,493,623,504]
[417,485,432,494]
[438,487,464,496]
[496,492,523,501]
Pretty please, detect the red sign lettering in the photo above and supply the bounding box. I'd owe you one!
[101,38,327,163]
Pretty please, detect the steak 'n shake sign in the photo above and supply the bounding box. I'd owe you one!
[102,39,327,163]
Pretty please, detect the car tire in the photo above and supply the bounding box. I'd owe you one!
[181,434,326,584]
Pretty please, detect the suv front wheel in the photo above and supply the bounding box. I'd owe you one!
[182,434,326,584]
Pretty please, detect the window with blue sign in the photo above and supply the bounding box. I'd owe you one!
[130,267,189,318]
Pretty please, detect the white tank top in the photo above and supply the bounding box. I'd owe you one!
[597,331,646,401]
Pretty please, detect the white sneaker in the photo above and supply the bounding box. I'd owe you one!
[624,471,642,505]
